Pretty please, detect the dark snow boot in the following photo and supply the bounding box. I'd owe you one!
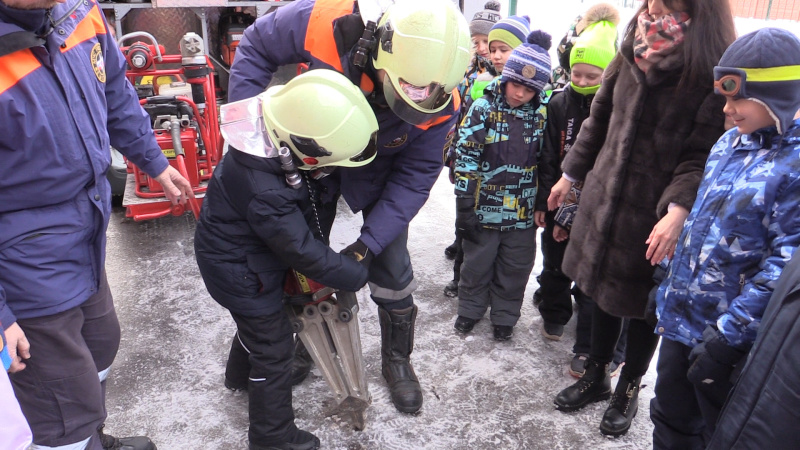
[249,430,320,450]
[379,305,423,413]
[290,338,313,386]
[554,359,612,412]
[599,372,642,437]
[98,424,157,450]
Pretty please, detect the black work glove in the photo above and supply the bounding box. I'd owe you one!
[455,196,481,244]
[341,239,374,268]
[687,325,747,387]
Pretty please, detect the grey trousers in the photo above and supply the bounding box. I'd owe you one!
[457,227,537,326]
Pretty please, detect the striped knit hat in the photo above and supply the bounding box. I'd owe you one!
[488,15,531,49]
[501,30,552,94]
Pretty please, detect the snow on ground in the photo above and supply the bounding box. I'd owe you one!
[100,3,800,449]
[104,170,658,449]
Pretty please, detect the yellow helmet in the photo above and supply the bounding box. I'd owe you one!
[372,0,471,125]
[262,70,379,170]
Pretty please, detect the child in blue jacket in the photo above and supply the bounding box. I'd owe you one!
[452,31,551,341]
[652,28,800,448]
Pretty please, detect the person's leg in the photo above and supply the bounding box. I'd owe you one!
[569,288,593,377]
[230,311,318,450]
[444,235,463,297]
[11,273,122,449]
[612,318,630,368]
[650,339,705,450]
[225,332,250,391]
[692,359,736,445]
[366,226,423,413]
[600,318,660,436]
[537,216,573,338]
[457,229,500,323]
[554,305,621,411]
[488,228,537,333]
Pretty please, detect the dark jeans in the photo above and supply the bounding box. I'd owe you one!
[10,272,120,449]
[589,307,659,378]
[651,339,734,450]
[229,310,298,447]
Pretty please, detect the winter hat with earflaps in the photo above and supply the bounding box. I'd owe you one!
[713,27,800,135]
[501,30,553,94]
[488,15,531,49]
[470,1,502,37]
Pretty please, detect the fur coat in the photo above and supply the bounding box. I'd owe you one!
[560,33,726,318]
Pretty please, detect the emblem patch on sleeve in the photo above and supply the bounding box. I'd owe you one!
[91,43,106,83]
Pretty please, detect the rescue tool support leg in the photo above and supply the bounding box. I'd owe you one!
[287,291,371,430]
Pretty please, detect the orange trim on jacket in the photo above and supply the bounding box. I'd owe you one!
[416,88,460,130]
[0,49,41,95]
[60,4,106,53]
[304,0,354,73]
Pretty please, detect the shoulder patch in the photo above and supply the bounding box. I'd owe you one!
[90,42,105,83]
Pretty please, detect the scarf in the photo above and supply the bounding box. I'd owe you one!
[633,11,691,72]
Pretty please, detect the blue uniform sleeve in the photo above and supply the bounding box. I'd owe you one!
[0,286,15,336]
[99,13,168,179]
[228,0,314,102]
[454,98,490,199]
[356,115,457,255]
[717,177,800,349]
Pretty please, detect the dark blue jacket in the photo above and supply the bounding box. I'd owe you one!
[228,0,459,255]
[0,0,168,328]
[194,150,368,316]
[708,252,800,449]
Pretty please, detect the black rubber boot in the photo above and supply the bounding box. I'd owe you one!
[599,372,642,437]
[554,359,612,412]
[290,337,313,386]
[249,430,320,450]
[379,305,423,413]
[98,424,157,450]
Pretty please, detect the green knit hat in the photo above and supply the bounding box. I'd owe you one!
[569,4,619,70]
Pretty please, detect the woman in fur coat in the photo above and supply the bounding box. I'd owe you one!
[546,0,735,437]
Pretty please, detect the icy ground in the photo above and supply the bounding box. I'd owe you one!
[101,4,800,448]
[104,170,657,449]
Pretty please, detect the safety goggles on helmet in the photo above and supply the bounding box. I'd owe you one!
[382,74,452,125]
[714,65,800,98]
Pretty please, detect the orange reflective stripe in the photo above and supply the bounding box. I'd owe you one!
[304,0,354,72]
[416,88,460,130]
[0,49,42,95]
[61,4,107,53]
[359,72,374,95]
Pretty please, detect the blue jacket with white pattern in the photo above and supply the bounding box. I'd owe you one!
[656,120,800,350]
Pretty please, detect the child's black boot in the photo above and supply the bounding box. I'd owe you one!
[599,372,642,437]
[554,358,611,411]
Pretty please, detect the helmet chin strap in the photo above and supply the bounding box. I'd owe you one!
[39,0,82,38]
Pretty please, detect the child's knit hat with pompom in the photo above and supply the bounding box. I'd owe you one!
[501,30,553,94]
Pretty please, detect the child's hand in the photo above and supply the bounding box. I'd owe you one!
[548,177,573,211]
[553,225,569,242]
[646,205,689,265]
[534,211,546,228]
